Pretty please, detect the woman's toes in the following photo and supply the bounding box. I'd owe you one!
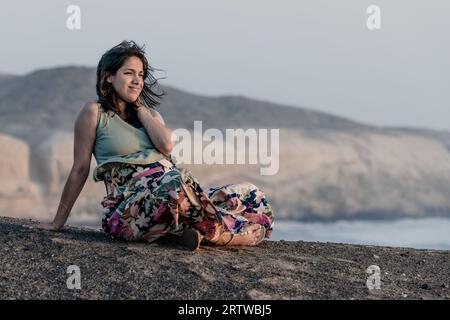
[250,228,261,245]
[257,230,263,241]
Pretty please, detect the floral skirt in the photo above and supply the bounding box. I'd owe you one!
[100,159,274,243]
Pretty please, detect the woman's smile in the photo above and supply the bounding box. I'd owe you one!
[128,86,140,93]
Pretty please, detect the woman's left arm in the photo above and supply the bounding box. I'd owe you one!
[136,107,174,155]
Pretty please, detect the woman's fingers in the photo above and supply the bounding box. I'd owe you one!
[23,222,58,231]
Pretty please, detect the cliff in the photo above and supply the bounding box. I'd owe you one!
[3,67,450,222]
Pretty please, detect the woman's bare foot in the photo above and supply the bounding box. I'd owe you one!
[214,224,265,246]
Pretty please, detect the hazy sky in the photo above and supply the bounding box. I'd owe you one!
[1,0,449,130]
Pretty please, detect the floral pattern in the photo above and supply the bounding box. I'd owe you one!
[100,160,274,244]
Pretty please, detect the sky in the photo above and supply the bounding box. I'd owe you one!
[0,0,449,130]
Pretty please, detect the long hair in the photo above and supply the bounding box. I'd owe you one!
[96,40,165,127]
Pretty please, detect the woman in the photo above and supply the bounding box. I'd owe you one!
[37,41,274,250]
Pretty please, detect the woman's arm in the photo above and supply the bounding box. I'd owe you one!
[52,168,88,230]
[42,102,98,231]
[136,107,174,155]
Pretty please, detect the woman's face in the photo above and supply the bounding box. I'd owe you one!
[107,56,144,103]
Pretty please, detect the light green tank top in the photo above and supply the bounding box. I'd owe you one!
[92,105,169,182]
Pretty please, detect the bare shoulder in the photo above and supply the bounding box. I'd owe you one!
[74,102,99,130]
[78,102,99,121]
[82,101,100,116]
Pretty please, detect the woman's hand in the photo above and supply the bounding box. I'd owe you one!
[134,101,174,155]
[24,221,62,231]
[133,96,145,111]
[41,222,62,231]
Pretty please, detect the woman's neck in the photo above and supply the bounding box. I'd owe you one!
[116,100,127,119]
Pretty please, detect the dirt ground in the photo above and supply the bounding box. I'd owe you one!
[1,216,449,300]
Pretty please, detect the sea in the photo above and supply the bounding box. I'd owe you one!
[269,217,450,250]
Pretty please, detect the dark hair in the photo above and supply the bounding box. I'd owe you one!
[96,40,165,127]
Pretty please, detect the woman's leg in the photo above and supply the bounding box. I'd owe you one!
[205,181,275,238]
[207,223,266,246]
[101,163,206,250]
[101,162,177,242]
[101,163,275,247]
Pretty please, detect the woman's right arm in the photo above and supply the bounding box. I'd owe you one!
[48,102,98,230]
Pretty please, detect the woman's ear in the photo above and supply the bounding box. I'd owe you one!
[105,71,113,84]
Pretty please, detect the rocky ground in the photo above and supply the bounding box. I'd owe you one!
[0,216,449,300]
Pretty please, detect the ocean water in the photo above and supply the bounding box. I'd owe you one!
[269,217,450,250]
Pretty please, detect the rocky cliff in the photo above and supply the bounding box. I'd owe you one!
[2,67,450,222]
